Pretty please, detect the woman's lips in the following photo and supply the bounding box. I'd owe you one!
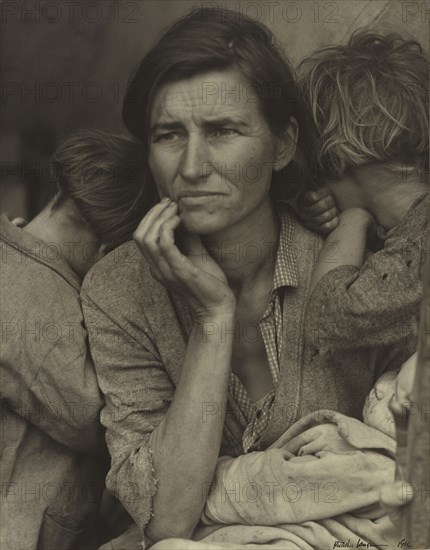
[178,193,223,205]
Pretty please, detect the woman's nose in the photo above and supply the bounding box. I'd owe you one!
[179,135,211,183]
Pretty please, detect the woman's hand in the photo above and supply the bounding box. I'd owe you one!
[297,186,339,234]
[134,198,236,541]
[379,481,414,537]
[133,198,236,319]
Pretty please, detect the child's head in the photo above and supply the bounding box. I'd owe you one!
[49,129,157,252]
[363,353,417,438]
[298,30,429,183]
[362,370,397,438]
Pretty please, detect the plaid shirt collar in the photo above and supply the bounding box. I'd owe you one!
[272,206,299,292]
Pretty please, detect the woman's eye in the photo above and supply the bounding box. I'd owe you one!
[213,128,239,137]
[155,132,180,143]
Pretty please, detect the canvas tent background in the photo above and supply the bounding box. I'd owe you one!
[1,2,429,544]
[1,0,428,218]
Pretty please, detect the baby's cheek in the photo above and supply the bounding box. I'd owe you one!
[374,371,398,399]
[362,390,377,420]
[364,397,396,438]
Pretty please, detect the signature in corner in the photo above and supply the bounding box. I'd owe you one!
[332,539,397,549]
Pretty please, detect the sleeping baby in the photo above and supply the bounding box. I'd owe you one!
[201,353,417,527]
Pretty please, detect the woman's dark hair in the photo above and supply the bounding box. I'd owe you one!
[50,129,157,251]
[122,7,318,199]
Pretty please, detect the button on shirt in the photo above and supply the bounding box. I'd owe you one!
[227,210,299,453]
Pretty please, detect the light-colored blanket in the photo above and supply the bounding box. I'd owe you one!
[151,410,399,549]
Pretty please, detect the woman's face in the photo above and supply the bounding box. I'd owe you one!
[148,68,296,235]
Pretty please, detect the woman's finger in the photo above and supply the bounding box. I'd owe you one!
[379,481,415,515]
[134,202,178,259]
[134,225,177,286]
[160,234,196,279]
[145,202,178,247]
[135,203,206,291]
[158,214,182,252]
[147,214,194,286]
[133,198,173,241]
[137,240,173,283]
[298,440,321,456]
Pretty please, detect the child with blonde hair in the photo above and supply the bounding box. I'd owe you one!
[297,30,428,360]
[296,32,428,542]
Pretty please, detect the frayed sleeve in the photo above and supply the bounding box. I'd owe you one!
[81,286,175,534]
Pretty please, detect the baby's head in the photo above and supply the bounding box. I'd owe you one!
[363,353,417,437]
[362,370,397,437]
[298,30,429,183]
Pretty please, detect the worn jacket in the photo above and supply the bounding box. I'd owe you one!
[305,193,428,352]
[0,214,106,550]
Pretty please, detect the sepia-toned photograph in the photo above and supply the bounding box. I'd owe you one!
[1,1,429,549]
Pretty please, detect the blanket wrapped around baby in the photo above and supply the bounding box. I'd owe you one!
[150,410,399,550]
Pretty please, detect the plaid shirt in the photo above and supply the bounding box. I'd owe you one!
[227,209,299,453]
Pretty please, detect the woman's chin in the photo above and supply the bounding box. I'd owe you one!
[180,212,226,236]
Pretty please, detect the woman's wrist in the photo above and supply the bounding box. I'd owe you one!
[192,303,237,346]
[193,295,237,321]
[194,306,236,325]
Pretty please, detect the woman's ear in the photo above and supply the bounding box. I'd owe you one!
[274,117,298,172]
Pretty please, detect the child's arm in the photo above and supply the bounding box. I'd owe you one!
[304,197,427,351]
[309,208,376,293]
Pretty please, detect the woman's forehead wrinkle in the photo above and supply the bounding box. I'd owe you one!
[152,74,264,132]
[154,87,194,122]
[152,84,210,128]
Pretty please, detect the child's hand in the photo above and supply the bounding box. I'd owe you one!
[297,186,339,234]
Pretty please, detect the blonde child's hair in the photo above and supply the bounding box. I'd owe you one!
[298,30,429,182]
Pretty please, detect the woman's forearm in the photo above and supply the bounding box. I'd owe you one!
[146,310,236,542]
[310,208,375,293]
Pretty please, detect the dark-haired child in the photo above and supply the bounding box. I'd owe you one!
[1,129,152,550]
